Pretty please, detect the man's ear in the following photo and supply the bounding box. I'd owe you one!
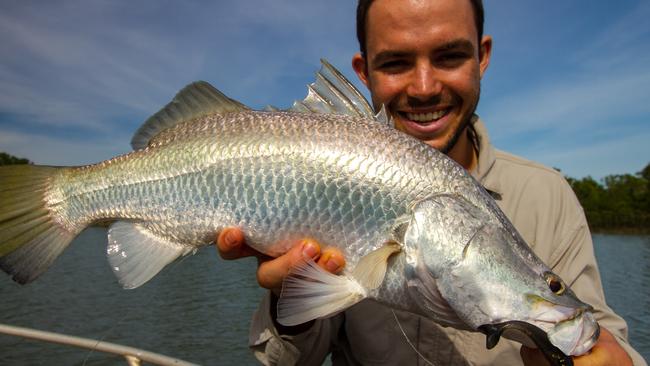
[478,36,492,79]
[352,52,370,87]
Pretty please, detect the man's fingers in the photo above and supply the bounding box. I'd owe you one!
[217,227,245,251]
[316,247,346,274]
[520,327,633,366]
[217,227,258,260]
[257,239,321,291]
[573,327,633,366]
[217,231,346,293]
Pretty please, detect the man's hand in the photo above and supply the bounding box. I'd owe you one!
[216,227,346,295]
[216,227,346,334]
[520,327,633,366]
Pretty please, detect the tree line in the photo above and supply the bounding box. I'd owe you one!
[0,152,30,165]
[1,151,648,234]
[566,163,649,234]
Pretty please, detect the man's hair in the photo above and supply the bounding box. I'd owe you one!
[356,0,485,56]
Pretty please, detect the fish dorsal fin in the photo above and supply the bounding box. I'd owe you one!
[288,59,378,120]
[130,81,249,150]
[107,221,193,289]
[375,104,394,127]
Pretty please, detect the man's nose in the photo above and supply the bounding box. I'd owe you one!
[406,62,442,100]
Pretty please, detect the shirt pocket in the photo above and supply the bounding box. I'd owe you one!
[343,301,418,364]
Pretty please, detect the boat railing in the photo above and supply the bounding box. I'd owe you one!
[0,323,199,366]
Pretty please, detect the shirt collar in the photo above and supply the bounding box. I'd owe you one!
[469,115,503,197]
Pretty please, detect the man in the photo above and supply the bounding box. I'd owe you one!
[218,0,646,364]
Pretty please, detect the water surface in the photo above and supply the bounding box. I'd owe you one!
[0,230,648,364]
[593,234,650,361]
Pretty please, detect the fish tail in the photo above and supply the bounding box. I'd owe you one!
[0,164,78,284]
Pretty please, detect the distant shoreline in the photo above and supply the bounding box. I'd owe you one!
[591,227,650,236]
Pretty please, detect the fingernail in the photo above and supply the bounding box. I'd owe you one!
[301,240,319,259]
[224,230,238,248]
[326,256,343,273]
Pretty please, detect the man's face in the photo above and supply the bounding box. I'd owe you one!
[353,0,491,157]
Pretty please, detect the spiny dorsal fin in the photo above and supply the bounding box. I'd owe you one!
[130,81,249,150]
[375,104,393,127]
[289,59,378,119]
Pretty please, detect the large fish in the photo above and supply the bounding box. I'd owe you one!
[1,60,597,363]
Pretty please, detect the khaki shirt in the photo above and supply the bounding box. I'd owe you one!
[248,118,647,365]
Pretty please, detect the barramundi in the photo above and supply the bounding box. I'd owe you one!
[0,60,598,363]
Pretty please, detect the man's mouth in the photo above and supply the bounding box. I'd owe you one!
[402,108,450,124]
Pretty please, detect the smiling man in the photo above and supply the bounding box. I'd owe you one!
[352,0,486,173]
[217,0,646,365]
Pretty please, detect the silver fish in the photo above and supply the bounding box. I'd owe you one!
[0,60,598,358]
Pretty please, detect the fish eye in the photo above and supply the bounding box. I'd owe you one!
[544,272,566,295]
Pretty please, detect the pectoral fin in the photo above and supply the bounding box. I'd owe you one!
[352,242,401,290]
[107,221,192,289]
[276,243,401,326]
[277,258,367,326]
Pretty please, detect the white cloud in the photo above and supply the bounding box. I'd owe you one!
[527,130,650,180]
[0,129,131,166]
[0,0,363,165]
[570,1,650,69]
[0,0,647,181]
[0,2,206,132]
[0,0,361,133]
[482,66,650,140]
[478,1,650,178]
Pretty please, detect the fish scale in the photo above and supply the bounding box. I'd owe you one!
[0,61,599,362]
[48,112,433,261]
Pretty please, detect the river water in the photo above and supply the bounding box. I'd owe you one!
[0,229,648,365]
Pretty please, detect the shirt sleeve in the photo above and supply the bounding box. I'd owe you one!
[546,181,647,366]
[248,291,341,365]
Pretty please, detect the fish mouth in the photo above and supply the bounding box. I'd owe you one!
[478,310,599,366]
[547,311,600,356]
[479,321,575,366]
[523,295,599,355]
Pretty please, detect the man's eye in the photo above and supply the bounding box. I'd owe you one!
[436,52,469,67]
[377,60,409,72]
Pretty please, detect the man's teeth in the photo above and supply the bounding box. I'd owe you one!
[406,110,447,122]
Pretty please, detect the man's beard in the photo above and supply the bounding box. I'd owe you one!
[439,114,472,154]
[439,91,480,155]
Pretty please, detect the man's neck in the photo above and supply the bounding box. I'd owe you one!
[447,127,478,172]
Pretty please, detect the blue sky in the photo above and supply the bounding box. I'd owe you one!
[0,0,648,180]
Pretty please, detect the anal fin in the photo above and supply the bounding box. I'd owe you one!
[107,221,191,289]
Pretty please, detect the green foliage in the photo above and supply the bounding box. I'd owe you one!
[568,163,650,233]
[0,152,31,166]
